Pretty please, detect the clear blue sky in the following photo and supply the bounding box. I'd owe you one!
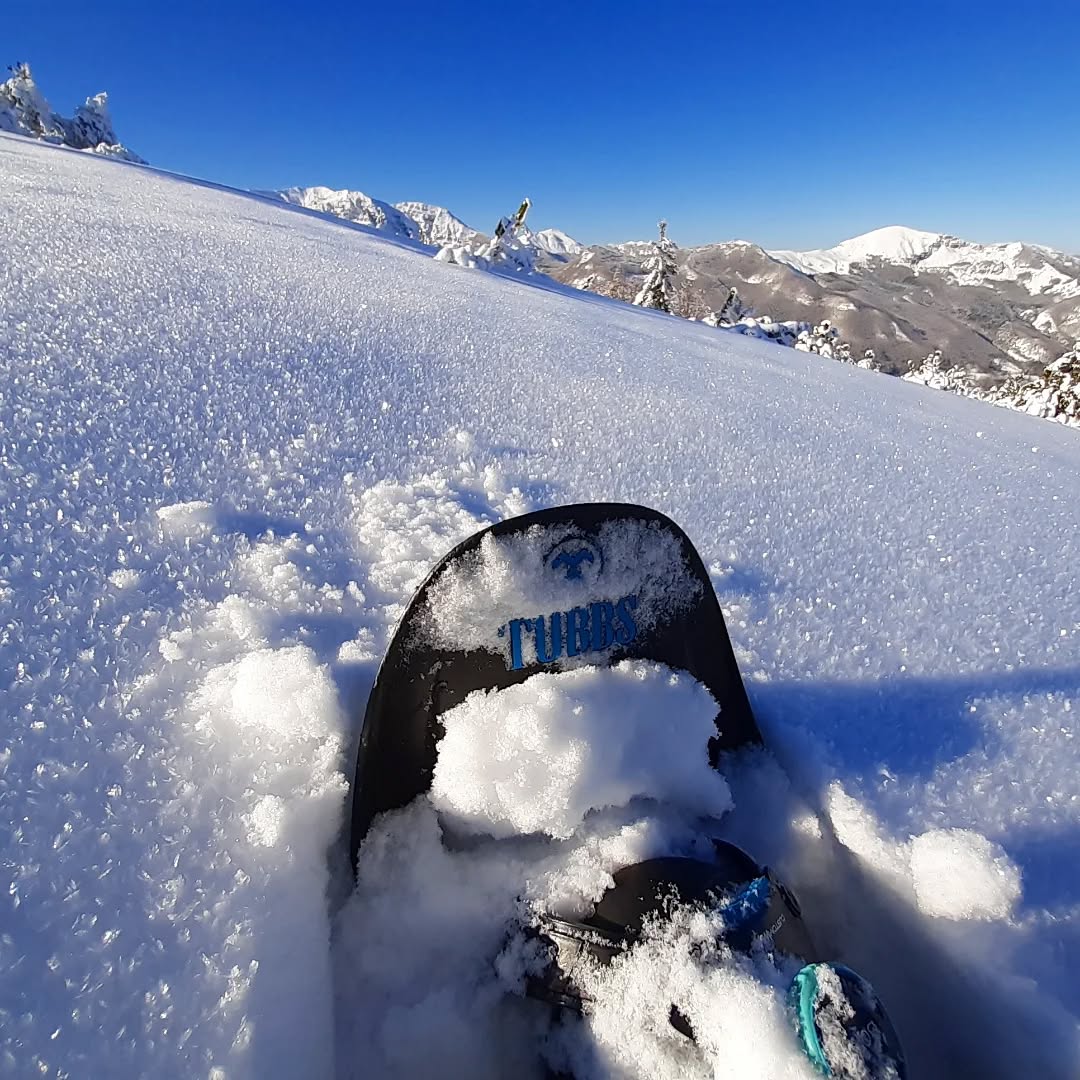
[8,0,1080,251]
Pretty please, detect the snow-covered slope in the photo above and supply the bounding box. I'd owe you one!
[531,227,584,256]
[273,185,421,241]
[394,200,483,248]
[919,237,1080,298]
[772,224,1080,299]
[3,132,1080,1078]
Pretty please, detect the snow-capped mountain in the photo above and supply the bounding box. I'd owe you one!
[272,186,421,242]
[772,224,1080,302]
[0,63,144,162]
[394,201,483,248]
[770,225,943,275]
[529,227,583,256]
[549,225,1080,379]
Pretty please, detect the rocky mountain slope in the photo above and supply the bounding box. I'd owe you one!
[394,201,482,248]
[549,227,1080,380]
[271,187,422,242]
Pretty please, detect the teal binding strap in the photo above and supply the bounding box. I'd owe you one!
[790,963,832,1075]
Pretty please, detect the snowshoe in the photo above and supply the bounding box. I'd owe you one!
[349,502,905,1078]
[349,502,761,857]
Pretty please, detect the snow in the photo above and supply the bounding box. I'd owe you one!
[394,201,482,249]
[773,224,1080,301]
[770,226,943,275]
[431,662,731,839]
[532,227,585,256]
[552,905,816,1080]
[909,829,1022,921]
[2,132,1080,1077]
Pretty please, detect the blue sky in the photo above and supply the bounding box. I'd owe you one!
[8,0,1080,250]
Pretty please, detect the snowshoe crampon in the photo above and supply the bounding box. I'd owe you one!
[349,503,905,1078]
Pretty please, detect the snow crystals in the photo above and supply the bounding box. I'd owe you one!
[2,132,1079,1079]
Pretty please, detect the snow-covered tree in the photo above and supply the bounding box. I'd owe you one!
[0,63,60,138]
[716,286,746,324]
[633,220,678,312]
[66,92,123,151]
[0,61,145,161]
[991,344,1080,427]
[473,196,535,272]
[439,197,536,273]
[902,349,979,395]
[793,319,853,361]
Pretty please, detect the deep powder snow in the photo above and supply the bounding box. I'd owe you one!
[1,132,1079,1077]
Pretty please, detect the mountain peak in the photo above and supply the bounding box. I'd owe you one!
[530,228,583,256]
[394,202,482,248]
[275,187,421,242]
[769,225,943,275]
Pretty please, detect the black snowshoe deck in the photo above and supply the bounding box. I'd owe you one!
[350,502,761,862]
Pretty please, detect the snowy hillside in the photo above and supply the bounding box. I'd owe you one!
[2,131,1080,1078]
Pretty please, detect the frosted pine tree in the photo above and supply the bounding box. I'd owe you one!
[633,220,678,312]
[716,286,746,324]
[0,63,60,138]
[66,93,122,151]
[437,197,535,272]
[794,319,853,361]
[902,349,979,395]
[992,345,1080,427]
[476,197,535,272]
[0,62,145,160]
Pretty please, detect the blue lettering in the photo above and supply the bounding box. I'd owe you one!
[507,618,531,670]
[534,612,565,664]
[499,594,639,669]
[590,601,615,651]
[567,606,591,657]
[613,595,639,646]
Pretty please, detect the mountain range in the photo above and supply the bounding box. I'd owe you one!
[5,62,1078,385]
[262,185,1080,383]
[549,225,1080,379]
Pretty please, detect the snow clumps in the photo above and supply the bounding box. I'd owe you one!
[431,661,731,838]
[909,828,1022,921]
